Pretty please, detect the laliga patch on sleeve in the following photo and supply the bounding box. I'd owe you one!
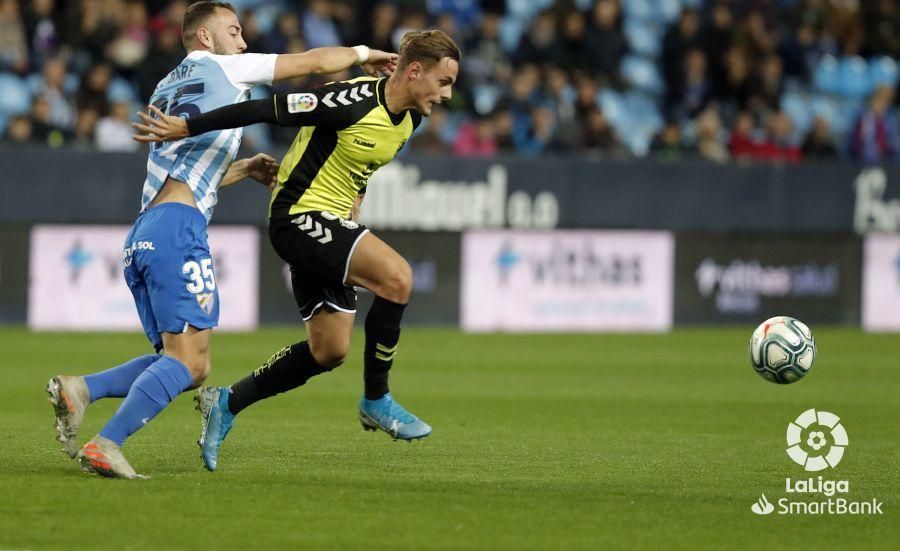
[287,93,317,113]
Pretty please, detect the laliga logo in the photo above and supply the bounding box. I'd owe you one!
[750,409,881,516]
[786,409,848,472]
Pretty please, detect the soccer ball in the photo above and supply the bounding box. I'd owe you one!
[749,316,816,384]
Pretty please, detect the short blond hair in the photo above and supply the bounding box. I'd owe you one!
[398,30,461,71]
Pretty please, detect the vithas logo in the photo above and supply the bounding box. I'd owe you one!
[786,409,848,471]
[751,493,775,515]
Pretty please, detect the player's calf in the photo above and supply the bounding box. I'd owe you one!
[159,327,212,386]
[227,341,334,415]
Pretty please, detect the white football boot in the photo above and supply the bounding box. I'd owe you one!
[46,376,90,458]
[77,435,149,480]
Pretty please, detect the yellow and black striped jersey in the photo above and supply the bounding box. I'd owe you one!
[268,77,422,220]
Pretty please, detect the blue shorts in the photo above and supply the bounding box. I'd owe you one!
[123,203,219,351]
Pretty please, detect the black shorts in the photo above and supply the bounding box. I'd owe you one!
[269,211,370,321]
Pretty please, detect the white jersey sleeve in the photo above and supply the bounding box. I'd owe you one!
[206,52,278,90]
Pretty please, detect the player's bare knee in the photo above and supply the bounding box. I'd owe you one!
[167,352,208,384]
[381,261,413,303]
[311,349,347,369]
[193,356,212,385]
[309,340,348,369]
[186,358,209,384]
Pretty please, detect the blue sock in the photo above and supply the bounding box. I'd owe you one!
[84,354,160,402]
[99,356,194,447]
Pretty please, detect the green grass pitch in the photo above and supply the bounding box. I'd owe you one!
[0,327,897,550]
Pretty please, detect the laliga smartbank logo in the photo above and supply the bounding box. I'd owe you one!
[750,409,883,516]
[786,408,847,471]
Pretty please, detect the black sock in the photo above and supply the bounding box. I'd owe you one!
[228,341,330,415]
[364,296,407,400]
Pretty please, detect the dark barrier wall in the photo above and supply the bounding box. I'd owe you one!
[675,235,862,325]
[3,146,899,232]
[0,147,271,225]
[0,229,28,322]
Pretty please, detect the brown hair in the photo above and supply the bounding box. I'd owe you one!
[397,30,461,71]
[182,2,236,49]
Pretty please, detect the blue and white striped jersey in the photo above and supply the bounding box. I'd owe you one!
[141,50,278,222]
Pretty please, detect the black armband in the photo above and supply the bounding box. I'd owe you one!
[186,98,278,136]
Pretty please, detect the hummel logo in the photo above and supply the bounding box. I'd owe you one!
[292,214,333,244]
[353,138,375,148]
[322,84,372,108]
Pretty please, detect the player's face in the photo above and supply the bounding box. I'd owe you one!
[208,8,247,55]
[410,57,458,116]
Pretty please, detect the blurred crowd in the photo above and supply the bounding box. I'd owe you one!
[1,0,899,165]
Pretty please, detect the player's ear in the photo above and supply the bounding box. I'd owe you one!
[407,61,421,81]
[196,27,213,49]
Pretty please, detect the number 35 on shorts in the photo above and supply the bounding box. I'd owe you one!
[183,258,216,293]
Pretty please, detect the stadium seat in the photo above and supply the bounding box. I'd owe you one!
[472,83,502,115]
[811,95,860,138]
[621,0,654,21]
[621,55,665,96]
[835,97,864,136]
[810,94,838,129]
[623,96,664,157]
[868,56,899,88]
[506,0,553,21]
[598,89,627,128]
[621,127,652,156]
[813,55,841,95]
[25,72,80,97]
[498,16,525,55]
[655,0,683,24]
[601,90,663,157]
[438,111,466,145]
[624,92,662,127]
[0,74,32,119]
[107,77,138,104]
[242,0,290,34]
[837,56,871,99]
[781,91,814,142]
[624,18,662,58]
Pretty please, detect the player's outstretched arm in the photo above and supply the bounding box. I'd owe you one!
[220,153,279,190]
[134,84,354,143]
[275,46,398,80]
[132,100,278,142]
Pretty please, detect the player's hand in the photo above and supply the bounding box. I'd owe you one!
[245,153,279,190]
[131,105,190,143]
[361,49,398,77]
